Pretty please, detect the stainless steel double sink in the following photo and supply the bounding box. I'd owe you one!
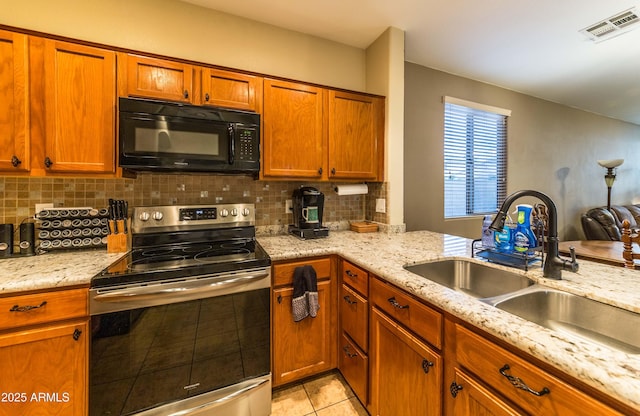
[404,259,640,354]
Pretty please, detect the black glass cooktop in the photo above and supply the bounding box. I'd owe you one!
[91,227,270,288]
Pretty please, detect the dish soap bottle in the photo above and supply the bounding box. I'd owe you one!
[513,204,537,253]
[494,215,515,253]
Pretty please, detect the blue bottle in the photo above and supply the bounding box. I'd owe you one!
[513,204,537,253]
[494,216,514,253]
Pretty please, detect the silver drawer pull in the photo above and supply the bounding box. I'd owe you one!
[10,301,47,312]
[345,270,358,278]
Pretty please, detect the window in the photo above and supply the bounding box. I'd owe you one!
[443,96,510,218]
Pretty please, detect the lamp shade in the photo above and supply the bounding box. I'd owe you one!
[598,159,624,169]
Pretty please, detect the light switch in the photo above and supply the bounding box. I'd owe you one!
[376,198,386,213]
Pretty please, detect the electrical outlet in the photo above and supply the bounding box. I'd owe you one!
[285,199,293,214]
[35,203,54,214]
[375,198,386,213]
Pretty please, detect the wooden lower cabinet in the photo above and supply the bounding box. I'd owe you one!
[0,319,88,416]
[0,287,88,416]
[339,332,368,403]
[449,368,524,416]
[338,260,369,405]
[369,307,443,416]
[448,323,625,416]
[271,257,337,387]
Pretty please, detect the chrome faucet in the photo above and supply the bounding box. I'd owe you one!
[489,190,578,279]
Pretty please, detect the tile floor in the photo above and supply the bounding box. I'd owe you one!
[271,371,369,416]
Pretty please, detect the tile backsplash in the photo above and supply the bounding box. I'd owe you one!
[0,174,386,235]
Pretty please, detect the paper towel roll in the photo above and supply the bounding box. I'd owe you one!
[334,184,368,195]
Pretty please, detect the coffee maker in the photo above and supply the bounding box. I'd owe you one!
[289,186,329,239]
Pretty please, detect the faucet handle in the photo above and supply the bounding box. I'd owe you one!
[567,246,579,272]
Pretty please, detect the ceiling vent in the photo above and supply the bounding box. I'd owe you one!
[580,7,640,42]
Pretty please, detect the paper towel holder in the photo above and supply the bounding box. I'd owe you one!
[333,183,369,196]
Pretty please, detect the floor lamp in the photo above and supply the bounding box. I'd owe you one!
[597,159,624,210]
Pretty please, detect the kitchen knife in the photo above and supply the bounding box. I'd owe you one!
[109,199,119,234]
[122,200,129,234]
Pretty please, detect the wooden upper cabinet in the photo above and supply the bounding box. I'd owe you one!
[327,90,384,181]
[124,54,194,103]
[43,40,116,173]
[262,79,325,179]
[201,68,262,112]
[0,30,30,172]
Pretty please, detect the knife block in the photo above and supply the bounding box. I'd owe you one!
[107,219,130,253]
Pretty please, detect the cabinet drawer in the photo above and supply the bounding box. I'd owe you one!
[0,288,88,331]
[455,324,623,416]
[340,284,368,351]
[339,332,368,404]
[273,257,332,287]
[370,277,442,349]
[341,259,368,296]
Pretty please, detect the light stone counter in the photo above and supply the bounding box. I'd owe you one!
[0,250,124,295]
[1,230,639,411]
[258,230,640,413]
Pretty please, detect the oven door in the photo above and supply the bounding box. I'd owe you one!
[89,269,271,416]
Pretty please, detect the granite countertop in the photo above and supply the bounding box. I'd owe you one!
[258,231,640,412]
[1,230,639,410]
[0,250,124,294]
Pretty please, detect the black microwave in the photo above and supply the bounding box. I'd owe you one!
[118,97,260,174]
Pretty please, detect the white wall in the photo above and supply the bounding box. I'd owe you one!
[1,0,366,92]
[404,63,640,240]
[366,27,405,227]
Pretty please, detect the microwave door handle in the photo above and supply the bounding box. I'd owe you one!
[228,125,235,165]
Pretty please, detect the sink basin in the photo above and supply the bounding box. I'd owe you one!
[404,260,535,298]
[492,288,640,354]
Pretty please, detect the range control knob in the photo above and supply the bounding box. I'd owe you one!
[220,209,229,217]
[139,211,150,222]
[231,208,238,217]
[152,211,164,221]
[242,208,250,216]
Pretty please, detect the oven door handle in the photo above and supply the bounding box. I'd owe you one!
[93,271,269,304]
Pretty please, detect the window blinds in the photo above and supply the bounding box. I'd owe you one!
[443,98,509,218]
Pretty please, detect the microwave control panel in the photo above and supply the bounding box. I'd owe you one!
[236,126,258,161]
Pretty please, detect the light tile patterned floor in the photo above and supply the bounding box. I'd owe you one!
[271,371,369,416]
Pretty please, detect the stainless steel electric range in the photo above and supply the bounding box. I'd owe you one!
[89,203,271,416]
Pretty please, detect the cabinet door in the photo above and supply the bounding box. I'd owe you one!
[0,319,88,416]
[369,307,442,416]
[455,324,625,416]
[327,90,383,180]
[272,279,333,386]
[340,284,368,351]
[43,40,115,173]
[449,369,524,416]
[339,332,368,405]
[125,54,194,103]
[0,30,29,172]
[201,68,261,111]
[262,79,325,179]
